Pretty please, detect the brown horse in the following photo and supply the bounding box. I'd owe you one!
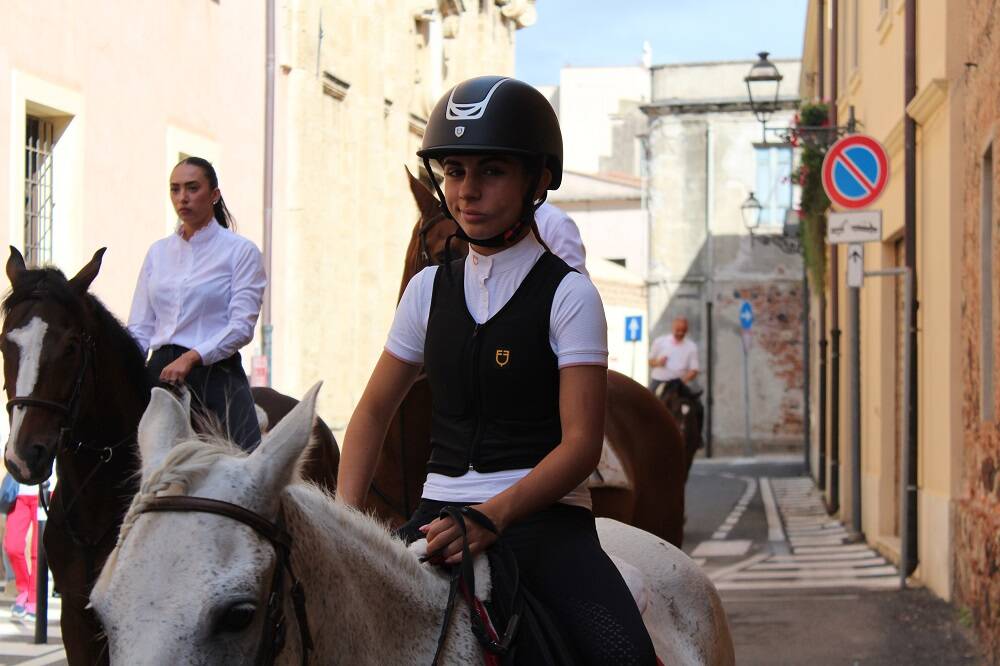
[658,382,704,476]
[367,171,687,546]
[0,248,338,664]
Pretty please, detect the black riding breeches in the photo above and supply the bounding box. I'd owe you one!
[399,499,657,666]
[147,345,262,452]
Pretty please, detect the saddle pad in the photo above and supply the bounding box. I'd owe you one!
[587,438,632,490]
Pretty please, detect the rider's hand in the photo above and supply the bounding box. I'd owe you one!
[159,350,202,384]
[421,502,503,565]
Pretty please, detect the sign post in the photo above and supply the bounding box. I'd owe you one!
[739,301,753,457]
[625,315,642,380]
[822,133,889,539]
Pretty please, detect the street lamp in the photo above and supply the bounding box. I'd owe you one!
[744,51,783,139]
[741,191,762,232]
[741,192,802,255]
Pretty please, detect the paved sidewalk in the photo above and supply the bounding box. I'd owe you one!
[685,457,983,665]
[0,585,66,666]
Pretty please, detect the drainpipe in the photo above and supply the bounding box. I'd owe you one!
[827,0,841,515]
[704,123,715,456]
[902,0,919,580]
[261,0,275,386]
[816,0,828,489]
[811,0,825,484]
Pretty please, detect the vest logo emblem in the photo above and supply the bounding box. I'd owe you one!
[495,349,510,367]
[454,126,465,138]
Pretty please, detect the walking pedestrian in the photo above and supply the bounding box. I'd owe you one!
[3,480,42,622]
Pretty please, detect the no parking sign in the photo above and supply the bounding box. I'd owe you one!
[821,134,890,210]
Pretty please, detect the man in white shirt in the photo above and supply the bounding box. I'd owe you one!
[649,317,704,465]
[648,316,699,394]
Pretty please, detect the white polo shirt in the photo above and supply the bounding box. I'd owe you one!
[648,335,699,383]
[534,202,588,276]
[385,233,607,509]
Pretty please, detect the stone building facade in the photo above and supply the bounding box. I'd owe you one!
[269,0,536,427]
[643,60,805,456]
[957,0,1000,659]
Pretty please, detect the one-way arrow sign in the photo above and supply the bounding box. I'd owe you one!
[847,243,864,288]
[739,301,753,331]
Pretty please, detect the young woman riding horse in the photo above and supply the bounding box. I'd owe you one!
[128,157,265,451]
[338,75,656,664]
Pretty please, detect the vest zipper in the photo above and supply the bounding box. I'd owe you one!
[468,322,485,471]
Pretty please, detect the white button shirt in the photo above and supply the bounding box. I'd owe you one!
[535,202,589,276]
[127,221,266,366]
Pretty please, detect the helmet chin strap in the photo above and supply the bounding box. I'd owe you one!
[421,156,547,250]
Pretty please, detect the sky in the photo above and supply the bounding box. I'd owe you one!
[515,0,808,86]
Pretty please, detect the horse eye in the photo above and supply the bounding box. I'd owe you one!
[213,602,257,635]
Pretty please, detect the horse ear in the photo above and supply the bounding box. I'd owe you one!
[248,382,321,496]
[6,246,26,286]
[137,387,195,480]
[68,247,107,293]
[406,166,441,222]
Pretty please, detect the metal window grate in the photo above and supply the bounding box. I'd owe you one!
[24,116,54,267]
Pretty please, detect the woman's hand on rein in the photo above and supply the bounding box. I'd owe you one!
[421,503,504,565]
[159,350,202,384]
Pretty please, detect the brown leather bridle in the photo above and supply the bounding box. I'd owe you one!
[6,325,96,455]
[138,495,313,666]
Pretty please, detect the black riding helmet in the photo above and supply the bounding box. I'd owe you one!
[417,75,563,249]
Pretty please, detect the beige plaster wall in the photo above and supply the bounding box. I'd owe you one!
[270,1,533,428]
[804,0,964,601]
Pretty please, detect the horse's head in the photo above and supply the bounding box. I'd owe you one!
[399,168,469,299]
[91,382,320,665]
[2,246,105,483]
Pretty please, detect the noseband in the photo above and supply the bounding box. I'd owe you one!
[139,495,313,666]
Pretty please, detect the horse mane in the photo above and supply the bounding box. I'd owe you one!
[93,434,247,597]
[2,266,149,393]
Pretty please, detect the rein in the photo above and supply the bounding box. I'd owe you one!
[139,495,313,666]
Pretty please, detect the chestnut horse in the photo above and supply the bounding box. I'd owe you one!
[0,247,338,665]
[367,171,687,546]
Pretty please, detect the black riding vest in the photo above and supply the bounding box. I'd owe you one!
[424,252,575,476]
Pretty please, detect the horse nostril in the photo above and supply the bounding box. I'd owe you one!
[27,443,49,467]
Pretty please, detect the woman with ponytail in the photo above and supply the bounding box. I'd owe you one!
[127,157,266,451]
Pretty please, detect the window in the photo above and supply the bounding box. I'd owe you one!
[754,144,793,227]
[24,116,54,267]
[982,143,994,421]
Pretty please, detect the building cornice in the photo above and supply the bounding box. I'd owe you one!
[906,78,949,126]
[883,117,905,158]
[641,97,799,117]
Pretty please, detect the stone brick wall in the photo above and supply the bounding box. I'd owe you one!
[957,1,1000,661]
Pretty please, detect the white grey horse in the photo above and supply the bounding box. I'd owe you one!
[91,385,734,665]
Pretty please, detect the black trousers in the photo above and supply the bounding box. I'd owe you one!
[147,345,262,452]
[399,499,656,666]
